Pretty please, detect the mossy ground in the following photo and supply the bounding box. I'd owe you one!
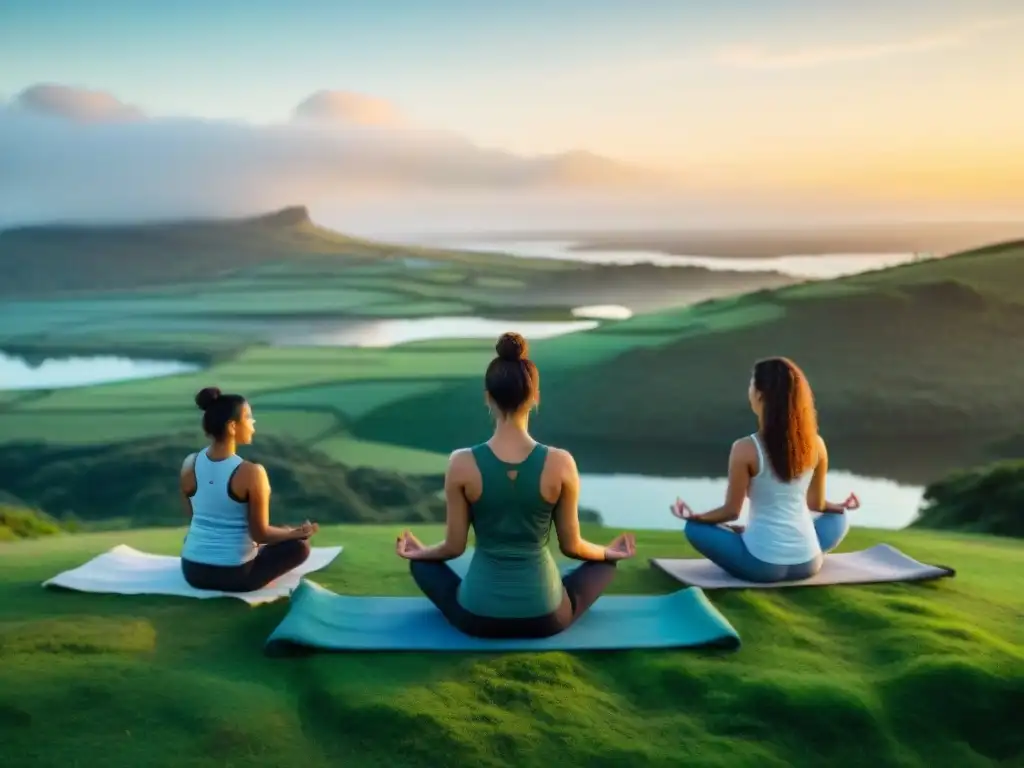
[1,525,1021,768]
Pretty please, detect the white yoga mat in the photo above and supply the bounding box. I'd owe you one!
[651,544,955,590]
[43,544,344,605]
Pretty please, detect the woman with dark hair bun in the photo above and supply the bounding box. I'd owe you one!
[670,357,859,583]
[179,386,318,592]
[395,332,636,639]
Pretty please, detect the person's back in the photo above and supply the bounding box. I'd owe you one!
[179,386,317,593]
[182,446,256,566]
[742,432,821,565]
[457,442,563,618]
[393,331,636,638]
[673,357,859,583]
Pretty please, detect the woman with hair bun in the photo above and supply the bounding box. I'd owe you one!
[670,357,859,583]
[395,332,636,639]
[179,386,318,592]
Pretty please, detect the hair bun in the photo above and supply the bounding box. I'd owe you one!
[495,332,528,362]
[194,386,222,411]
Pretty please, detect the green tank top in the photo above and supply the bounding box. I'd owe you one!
[456,442,564,618]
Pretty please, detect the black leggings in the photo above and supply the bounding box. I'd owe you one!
[181,539,311,592]
[410,558,618,639]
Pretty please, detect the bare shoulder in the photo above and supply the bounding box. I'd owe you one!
[237,460,268,482]
[731,436,757,458]
[449,447,474,462]
[180,452,198,475]
[447,448,476,478]
[816,434,829,458]
[546,446,578,473]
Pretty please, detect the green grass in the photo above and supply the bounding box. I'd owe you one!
[251,380,455,421]
[315,436,450,474]
[0,525,1020,767]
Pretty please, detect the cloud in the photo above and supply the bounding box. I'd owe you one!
[12,83,145,122]
[0,84,672,226]
[716,15,1022,70]
[292,90,407,127]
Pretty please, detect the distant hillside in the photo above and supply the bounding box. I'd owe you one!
[0,504,63,541]
[912,460,1023,538]
[0,205,589,299]
[0,206,371,297]
[355,240,1024,479]
[0,204,801,304]
[0,436,447,528]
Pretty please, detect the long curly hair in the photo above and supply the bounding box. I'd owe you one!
[752,357,819,481]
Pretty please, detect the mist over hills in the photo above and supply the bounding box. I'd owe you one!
[0,83,678,229]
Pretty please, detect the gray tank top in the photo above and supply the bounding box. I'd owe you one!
[181,448,257,566]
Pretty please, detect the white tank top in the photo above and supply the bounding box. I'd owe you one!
[181,448,257,567]
[741,433,822,565]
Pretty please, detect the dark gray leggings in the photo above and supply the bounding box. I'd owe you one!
[684,513,850,583]
[181,539,311,592]
[410,558,617,639]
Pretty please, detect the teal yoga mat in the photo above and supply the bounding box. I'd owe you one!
[264,551,740,653]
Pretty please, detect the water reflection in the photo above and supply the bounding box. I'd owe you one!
[0,352,198,390]
[571,305,633,320]
[274,316,599,347]
[438,240,932,280]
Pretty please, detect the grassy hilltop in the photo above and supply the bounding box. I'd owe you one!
[0,524,1021,768]
[1,212,1023,765]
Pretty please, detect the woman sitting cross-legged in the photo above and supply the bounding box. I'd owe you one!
[179,386,319,592]
[395,332,636,639]
[670,357,859,583]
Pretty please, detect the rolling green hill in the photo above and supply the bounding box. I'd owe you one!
[353,240,1024,482]
[0,505,63,541]
[0,435,448,529]
[2,216,1021,490]
[0,524,1021,767]
[0,206,564,298]
[913,459,1024,538]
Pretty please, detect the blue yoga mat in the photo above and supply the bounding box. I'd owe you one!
[264,550,740,653]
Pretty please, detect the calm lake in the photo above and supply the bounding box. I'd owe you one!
[272,315,603,347]
[578,471,924,532]
[432,239,930,280]
[0,352,198,390]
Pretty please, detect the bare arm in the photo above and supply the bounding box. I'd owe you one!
[806,437,847,513]
[403,451,471,561]
[552,450,610,561]
[179,453,197,523]
[244,463,304,544]
[689,440,751,524]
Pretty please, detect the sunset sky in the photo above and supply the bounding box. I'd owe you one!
[1,0,1022,224]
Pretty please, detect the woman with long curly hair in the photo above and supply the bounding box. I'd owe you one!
[670,357,859,582]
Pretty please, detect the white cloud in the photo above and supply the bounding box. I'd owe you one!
[12,83,145,122]
[292,90,407,127]
[0,84,671,226]
[715,15,1023,70]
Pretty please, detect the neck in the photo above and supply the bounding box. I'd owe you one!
[208,438,236,458]
[493,410,530,439]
